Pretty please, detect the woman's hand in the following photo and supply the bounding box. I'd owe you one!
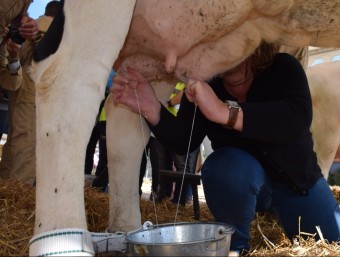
[111,67,162,125]
[185,79,228,125]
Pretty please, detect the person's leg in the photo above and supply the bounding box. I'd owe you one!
[0,108,7,140]
[172,147,200,205]
[0,91,16,179]
[139,140,149,197]
[156,139,173,197]
[188,146,200,174]
[186,146,201,201]
[201,147,271,252]
[95,121,107,176]
[271,177,340,242]
[149,137,160,196]
[172,153,188,204]
[84,121,99,175]
[10,102,36,186]
[157,140,173,171]
[92,121,108,192]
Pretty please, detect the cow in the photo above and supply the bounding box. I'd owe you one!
[308,61,340,180]
[28,0,340,256]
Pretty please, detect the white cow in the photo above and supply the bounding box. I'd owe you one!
[29,0,340,256]
[308,61,340,179]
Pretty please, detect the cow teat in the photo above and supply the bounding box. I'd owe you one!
[165,52,178,73]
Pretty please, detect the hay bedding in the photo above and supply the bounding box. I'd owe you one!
[1,178,339,256]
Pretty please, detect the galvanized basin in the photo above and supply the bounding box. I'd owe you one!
[126,222,234,256]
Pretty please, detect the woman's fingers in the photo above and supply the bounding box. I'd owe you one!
[185,79,202,104]
[126,66,146,83]
[112,73,130,85]
[111,67,154,116]
[112,68,143,91]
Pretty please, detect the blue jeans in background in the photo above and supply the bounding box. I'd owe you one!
[201,147,340,252]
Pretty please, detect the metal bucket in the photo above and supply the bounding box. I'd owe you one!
[126,222,234,256]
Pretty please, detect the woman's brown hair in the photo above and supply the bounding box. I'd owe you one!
[250,41,280,75]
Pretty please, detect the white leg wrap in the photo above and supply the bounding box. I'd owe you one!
[29,223,153,256]
[29,228,95,256]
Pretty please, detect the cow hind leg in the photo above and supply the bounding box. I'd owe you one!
[105,80,176,233]
[105,96,150,232]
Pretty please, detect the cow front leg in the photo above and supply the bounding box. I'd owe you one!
[34,82,103,233]
[30,66,105,256]
[105,96,150,232]
[28,0,137,255]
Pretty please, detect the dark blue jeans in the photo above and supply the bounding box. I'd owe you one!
[201,147,340,252]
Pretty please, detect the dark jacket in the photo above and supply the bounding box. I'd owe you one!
[150,53,322,193]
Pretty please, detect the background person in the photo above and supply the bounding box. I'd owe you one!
[0,38,24,179]
[87,69,115,192]
[1,0,38,45]
[0,1,59,185]
[139,134,161,200]
[165,82,200,205]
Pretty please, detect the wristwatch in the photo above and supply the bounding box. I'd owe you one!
[222,100,241,129]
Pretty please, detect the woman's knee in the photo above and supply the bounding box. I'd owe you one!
[272,178,340,242]
[202,147,266,188]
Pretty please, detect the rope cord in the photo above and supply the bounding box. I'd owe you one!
[173,104,197,224]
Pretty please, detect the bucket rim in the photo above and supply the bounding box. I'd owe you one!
[126,221,234,246]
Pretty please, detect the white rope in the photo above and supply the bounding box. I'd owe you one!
[173,104,197,224]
